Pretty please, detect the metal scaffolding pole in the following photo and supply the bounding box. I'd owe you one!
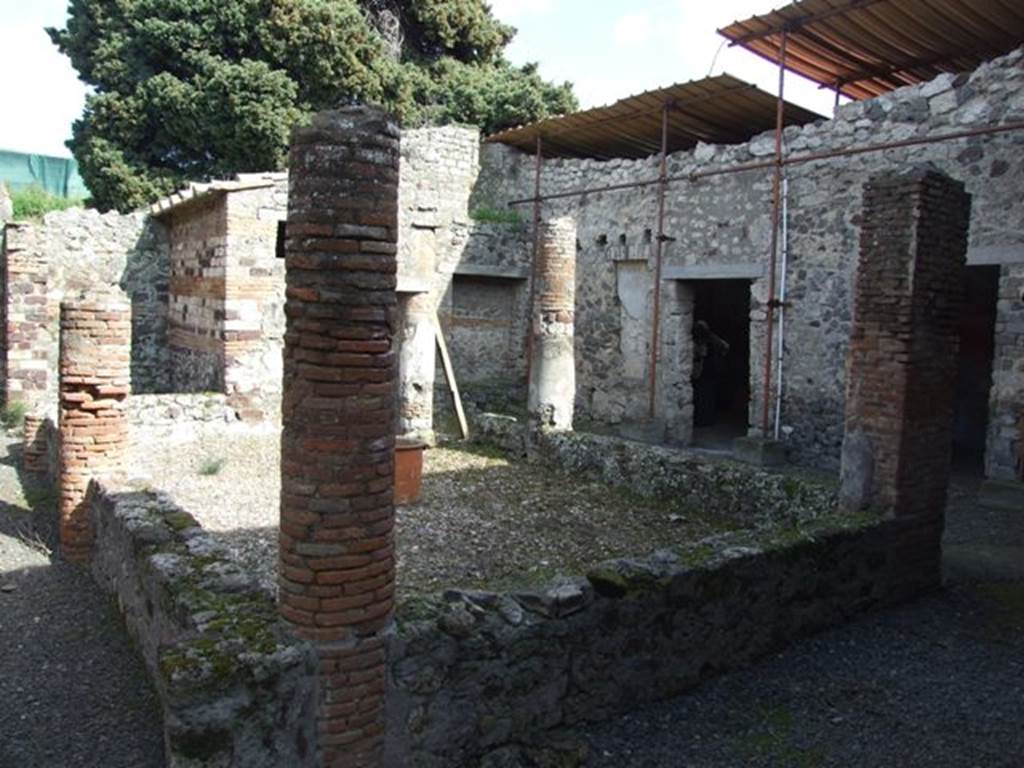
[506,121,1024,209]
[760,30,788,438]
[648,104,670,419]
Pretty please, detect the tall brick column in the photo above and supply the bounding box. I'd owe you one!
[840,167,971,520]
[58,292,131,562]
[279,107,398,768]
[528,216,576,433]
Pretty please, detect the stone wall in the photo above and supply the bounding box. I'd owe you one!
[386,509,939,766]
[127,393,240,431]
[1,208,169,415]
[89,480,317,768]
[474,47,1024,476]
[223,178,287,421]
[989,262,1024,479]
[397,127,532,424]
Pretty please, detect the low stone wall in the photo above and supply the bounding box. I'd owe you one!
[386,423,941,765]
[386,511,941,766]
[88,480,317,768]
[472,413,838,524]
[127,393,240,431]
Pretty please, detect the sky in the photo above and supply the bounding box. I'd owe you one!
[0,0,839,158]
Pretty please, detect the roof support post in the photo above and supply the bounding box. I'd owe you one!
[761,30,787,437]
[648,103,671,419]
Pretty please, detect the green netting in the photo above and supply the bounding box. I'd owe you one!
[0,149,89,199]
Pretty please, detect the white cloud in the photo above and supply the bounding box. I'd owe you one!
[612,12,653,47]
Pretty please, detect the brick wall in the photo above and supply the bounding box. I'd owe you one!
[1,223,50,409]
[841,167,971,519]
[166,197,228,392]
[280,106,399,768]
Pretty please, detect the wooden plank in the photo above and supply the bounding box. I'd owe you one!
[435,317,469,440]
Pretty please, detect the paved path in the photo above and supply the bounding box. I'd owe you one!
[0,437,164,768]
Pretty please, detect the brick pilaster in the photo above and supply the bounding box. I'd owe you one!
[841,167,971,519]
[58,292,131,562]
[2,224,50,407]
[528,217,576,433]
[279,106,398,768]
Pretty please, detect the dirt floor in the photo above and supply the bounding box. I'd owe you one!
[129,427,792,601]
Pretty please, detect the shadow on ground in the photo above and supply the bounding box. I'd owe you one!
[583,478,1024,768]
[0,437,165,768]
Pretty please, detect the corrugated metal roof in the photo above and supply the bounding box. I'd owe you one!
[718,0,1024,101]
[150,172,287,217]
[485,74,823,160]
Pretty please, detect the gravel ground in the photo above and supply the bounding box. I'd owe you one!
[130,427,769,600]
[0,435,164,768]
[583,581,1024,767]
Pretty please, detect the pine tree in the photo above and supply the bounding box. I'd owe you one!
[49,0,576,211]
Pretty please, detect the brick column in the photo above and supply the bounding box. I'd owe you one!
[528,216,576,433]
[279,106,398,768]
[58,292,131,562]
[840,168,971,519]
[397,292,435,441]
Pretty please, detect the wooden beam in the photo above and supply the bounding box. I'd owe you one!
[435,317,469,440]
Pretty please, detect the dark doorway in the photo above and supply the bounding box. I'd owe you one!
[691,279,751,447]
[952,265,999,473]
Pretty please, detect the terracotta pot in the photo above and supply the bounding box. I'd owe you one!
[394,438,427,505]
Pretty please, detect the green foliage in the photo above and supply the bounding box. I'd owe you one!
[470,206,522,224]
[49,0,577,212]
[11,186,84,220]
[198,457,227,476]
[1,401,28,431]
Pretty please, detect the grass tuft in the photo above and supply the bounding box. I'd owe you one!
[1,401,28,431]
[198,457,227,476]
[11,185,84,220]
[470,206,522,225]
